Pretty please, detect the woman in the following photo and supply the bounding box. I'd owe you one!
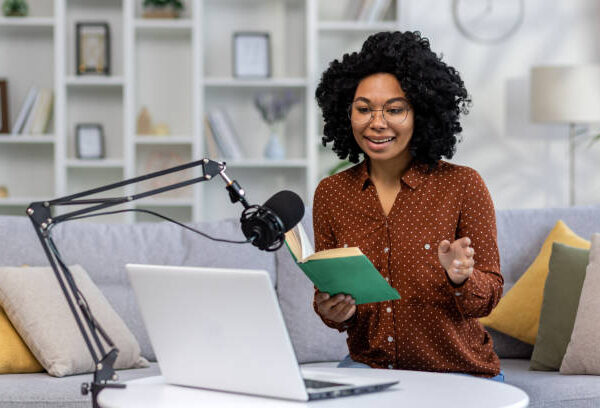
[313,31,504,381]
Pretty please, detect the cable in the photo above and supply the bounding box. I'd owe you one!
[56,208,253,245]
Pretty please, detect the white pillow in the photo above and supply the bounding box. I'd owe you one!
[0,265,148,377]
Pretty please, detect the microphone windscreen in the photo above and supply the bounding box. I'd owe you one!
[263,190,305,232]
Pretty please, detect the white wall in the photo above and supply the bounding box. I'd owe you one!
[399,0,600,209]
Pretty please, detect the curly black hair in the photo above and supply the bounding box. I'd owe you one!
[315,31,471,167]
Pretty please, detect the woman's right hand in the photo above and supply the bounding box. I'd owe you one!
[315,290,356,323]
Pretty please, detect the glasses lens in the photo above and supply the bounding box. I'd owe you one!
[349,101,410,125]
[383,101,410,124]
[349,101,372,124]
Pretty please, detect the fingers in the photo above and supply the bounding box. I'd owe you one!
[438,240,451,254]
[315,292,356,323]
[330,300,356,322]
[458,237,471,248]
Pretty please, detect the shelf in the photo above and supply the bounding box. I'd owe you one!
[318,21,398,32]
[204,78,308,88]
[0,197,42,207]
[134,19,193,32]
[66,159,125,168]
[65,76,124,87]
[0,134,55,144]
[0,17,54,27]
[221,159,308,168]
[135,135,193,145]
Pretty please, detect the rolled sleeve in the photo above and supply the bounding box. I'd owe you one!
[450,169,503,318]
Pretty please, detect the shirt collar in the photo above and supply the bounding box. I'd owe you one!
[353,158,433,191]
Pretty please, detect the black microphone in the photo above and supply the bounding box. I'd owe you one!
[240,190,305,251]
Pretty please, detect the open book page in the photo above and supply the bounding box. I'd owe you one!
[296,223,314,260]
[284,224,364,263]
[303,247,363,262]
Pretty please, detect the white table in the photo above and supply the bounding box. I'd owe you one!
[98,367,529,408]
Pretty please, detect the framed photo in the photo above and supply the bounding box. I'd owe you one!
[0,79,8,134]
[75,124,105,159]
[233,32,271,78]
[76,22,111,75]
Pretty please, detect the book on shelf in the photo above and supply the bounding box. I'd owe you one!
[11,86,37,135]
[355,0,392,22]
[206,108,244,160]
[30,89,53,134]
[284,223,401,305]
[12,87,53,135]
[21,88,52,135]
[203,116,220,159]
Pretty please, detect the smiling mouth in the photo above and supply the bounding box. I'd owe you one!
[365,136,396,144]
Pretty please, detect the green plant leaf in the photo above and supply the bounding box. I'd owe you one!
[587,133,600,148]
[328,160,353,176]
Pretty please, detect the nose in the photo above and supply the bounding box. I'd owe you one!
[370,109,387,129]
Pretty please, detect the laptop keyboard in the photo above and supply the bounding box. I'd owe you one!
[304,378,346,389]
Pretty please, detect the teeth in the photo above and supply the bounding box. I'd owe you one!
[367,137,394,144]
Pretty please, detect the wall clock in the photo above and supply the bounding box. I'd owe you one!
[452,0,524,44]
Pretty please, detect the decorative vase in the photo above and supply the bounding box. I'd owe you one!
[263,122,285,160]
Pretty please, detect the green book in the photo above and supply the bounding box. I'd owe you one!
[284,224,400,305]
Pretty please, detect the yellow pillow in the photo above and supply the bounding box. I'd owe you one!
[480,220,590,345]
[0,307,44,373]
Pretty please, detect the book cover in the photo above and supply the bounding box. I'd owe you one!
[21,91,43,135]
[203,116,220,158]
[207,108,243,159]
[284,224,400,305]
[31,89,53,134]
[12,86,38,135]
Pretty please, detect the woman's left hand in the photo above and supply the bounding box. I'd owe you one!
[437,237,475,286]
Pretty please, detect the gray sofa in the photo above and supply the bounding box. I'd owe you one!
[1,206,600,408]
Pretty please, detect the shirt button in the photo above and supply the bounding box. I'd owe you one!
[384,247,389,253]
[387,336,394,343]
[388,364,394,369]
[455,292,462,296]
[386,307,392,313]
[424,243,431,250]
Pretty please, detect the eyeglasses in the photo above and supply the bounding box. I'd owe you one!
[348,100,411,125]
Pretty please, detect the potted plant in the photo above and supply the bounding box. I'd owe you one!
[2,0,28,17]
[142,0,184,19]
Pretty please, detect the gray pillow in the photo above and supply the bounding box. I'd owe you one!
[0,265,149,377]
[487,327,533,359]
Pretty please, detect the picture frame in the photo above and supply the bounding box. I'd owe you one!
[75,124,105,159]
[233,32,271,78]
[76,22,111,75]
[0,79,8,134]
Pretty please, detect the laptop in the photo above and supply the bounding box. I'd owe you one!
[126,264,398,401]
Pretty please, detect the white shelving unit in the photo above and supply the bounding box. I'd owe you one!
[0,0,401,222]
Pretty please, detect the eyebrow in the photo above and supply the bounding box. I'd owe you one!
[353,96,409,104]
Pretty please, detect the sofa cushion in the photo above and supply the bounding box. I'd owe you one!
[0,265,149,377]
[0,215,276,362]
[501,358,600,408]
[561,233,600,374]
[0,362,161,408]
[480,220,590,344]
[0,307,43,374]
[487,327,534,359]
[275,212,349,364]
[530,243,589,371]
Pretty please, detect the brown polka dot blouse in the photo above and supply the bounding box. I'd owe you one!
[312,159,503,377]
